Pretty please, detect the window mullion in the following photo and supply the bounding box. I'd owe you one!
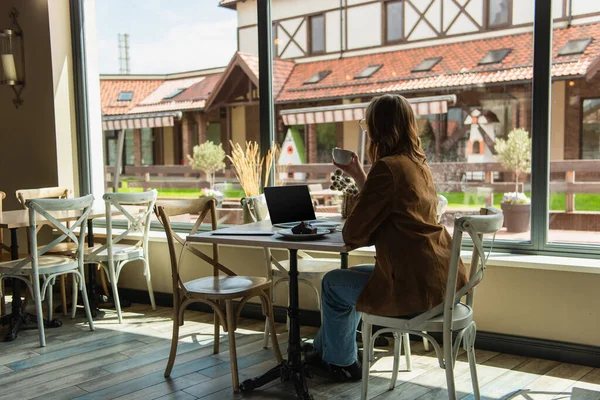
[530,0,553,251]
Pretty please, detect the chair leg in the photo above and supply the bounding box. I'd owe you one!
[361,319,372,400]
[263,317,270,349]
[444,328,457,400]
[465,324,481,399]
[225,300,239,391]
[143,258,156,310]
[423,332,430,351]
[71,274,78,319]
[0,279,5,316]
[213,307,220,355]
[164,301,180,377]
[79,272,95,331]
[390,332,401,390]
[46,280,53,322]
[32,273,46,347]
[403,333,412,372]
[60,275,68,317]
[108,263,123,323]
[262,292,282,362]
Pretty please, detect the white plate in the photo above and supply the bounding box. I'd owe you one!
[276,228,330,241]
[273,221,341,232]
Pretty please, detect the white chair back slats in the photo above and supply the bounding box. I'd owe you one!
[9,195,93,275]
[88,190,158,259]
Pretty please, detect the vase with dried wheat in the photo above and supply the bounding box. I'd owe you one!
[227,141,279,223]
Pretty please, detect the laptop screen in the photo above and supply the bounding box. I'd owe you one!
[263,185,317,224]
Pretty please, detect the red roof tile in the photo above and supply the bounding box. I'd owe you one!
[100,79,163,115]
[277,22,600,103]
[173,73,222,101]
[237,52,295,98]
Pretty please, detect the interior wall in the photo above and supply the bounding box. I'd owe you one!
[118,242,600,347]
[0,0,59,211]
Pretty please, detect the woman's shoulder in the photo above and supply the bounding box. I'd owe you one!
[379,154,416,169]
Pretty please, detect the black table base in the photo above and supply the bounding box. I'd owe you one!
[240,249,314,399]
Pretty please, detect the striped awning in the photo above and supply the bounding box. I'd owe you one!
[280,95,456,125]
[102,111,182,131]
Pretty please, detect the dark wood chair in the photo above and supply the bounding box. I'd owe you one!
[155,198,282,391]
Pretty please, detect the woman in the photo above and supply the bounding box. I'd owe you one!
[311,94,468,381]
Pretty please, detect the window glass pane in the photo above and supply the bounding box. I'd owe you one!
[386,1,403,42]
[124,129,134,166]
[310,15,325,54]
[548,18,600,246]
[489,0,509,26]
[141,128,154,166]
[316,123,337,163]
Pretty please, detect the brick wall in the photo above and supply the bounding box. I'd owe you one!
[133,129,142,166]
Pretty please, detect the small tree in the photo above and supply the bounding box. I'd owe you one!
[186,141,226,188]
[495,128,532,194]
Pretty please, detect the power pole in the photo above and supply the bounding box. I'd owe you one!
[118,33,130,74]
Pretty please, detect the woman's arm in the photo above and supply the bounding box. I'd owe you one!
[342,160,395,248]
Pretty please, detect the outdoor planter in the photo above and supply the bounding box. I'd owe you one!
[501,202,531,233]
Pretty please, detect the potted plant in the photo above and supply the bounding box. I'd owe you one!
[199,188,224,207]
[495,128,532,233]
[227,141,278,223]
[187,141,226,189]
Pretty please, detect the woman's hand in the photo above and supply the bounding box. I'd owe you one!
[333,153,367,190]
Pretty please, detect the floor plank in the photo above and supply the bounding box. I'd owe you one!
[0,303,596,400]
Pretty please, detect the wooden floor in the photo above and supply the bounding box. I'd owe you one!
[0,303,599,400]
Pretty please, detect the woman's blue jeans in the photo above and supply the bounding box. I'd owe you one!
[313,265,374,366]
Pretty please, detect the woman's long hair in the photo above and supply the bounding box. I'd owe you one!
[366,94,427,165]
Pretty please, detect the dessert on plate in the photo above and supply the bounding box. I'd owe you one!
[291,221,317,235]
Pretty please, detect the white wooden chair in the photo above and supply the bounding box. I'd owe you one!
[0,195,96,347]
[155,198,282,391]
[360,207,504,400]
[16,187,74,317]
[85,190,157,323]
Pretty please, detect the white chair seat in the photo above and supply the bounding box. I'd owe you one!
[185,275,270,297]
[363,303,473,333]
[0,255,78,275]
[85,244,143,261]
[272,258,341,279]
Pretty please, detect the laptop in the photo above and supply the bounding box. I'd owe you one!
[263,185,341,229]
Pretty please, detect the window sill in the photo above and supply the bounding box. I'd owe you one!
[89,228,600,275]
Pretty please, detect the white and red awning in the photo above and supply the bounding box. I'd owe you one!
[102,111,182,131]
[280,95,456,125]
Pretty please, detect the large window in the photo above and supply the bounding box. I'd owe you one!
[309,14,325,55]
[385,1,404,43]
[487,0,511,27]
[581,99,600,160]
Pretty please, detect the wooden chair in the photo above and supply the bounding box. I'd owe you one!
[16,187,74,316]
[155,198,282,391]
[0,195,96,347]
[85,190,157,323]
[360,207,504,400]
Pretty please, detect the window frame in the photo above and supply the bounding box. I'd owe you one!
[73,0,600,257]
[485,0,513,30]
[383,0,405,45]
[308,13,326,56]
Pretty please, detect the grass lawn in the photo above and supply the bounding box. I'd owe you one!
[118,182,245,199]
[440,192,600,212]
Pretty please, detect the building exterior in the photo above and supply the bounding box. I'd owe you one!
[100,0,600,175]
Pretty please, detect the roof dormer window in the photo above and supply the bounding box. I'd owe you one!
[117,91,133,101]
[163,88,186,100]
[304,70,331,85]
[411,57,441,73]
[558,38,592,56]
[478,48,511,65]
[355,65,383,79]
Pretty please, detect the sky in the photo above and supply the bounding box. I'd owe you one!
[95,0,238,74]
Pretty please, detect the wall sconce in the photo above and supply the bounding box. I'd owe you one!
[0,8,25,108]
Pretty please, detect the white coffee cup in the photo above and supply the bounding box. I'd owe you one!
[332,147,353,165]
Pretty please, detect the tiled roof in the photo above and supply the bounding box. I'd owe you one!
[173,74,223,101]
[129,76,210,114]
[100,79,163,115]
[237,52,295,98]
[277,22,600,103]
